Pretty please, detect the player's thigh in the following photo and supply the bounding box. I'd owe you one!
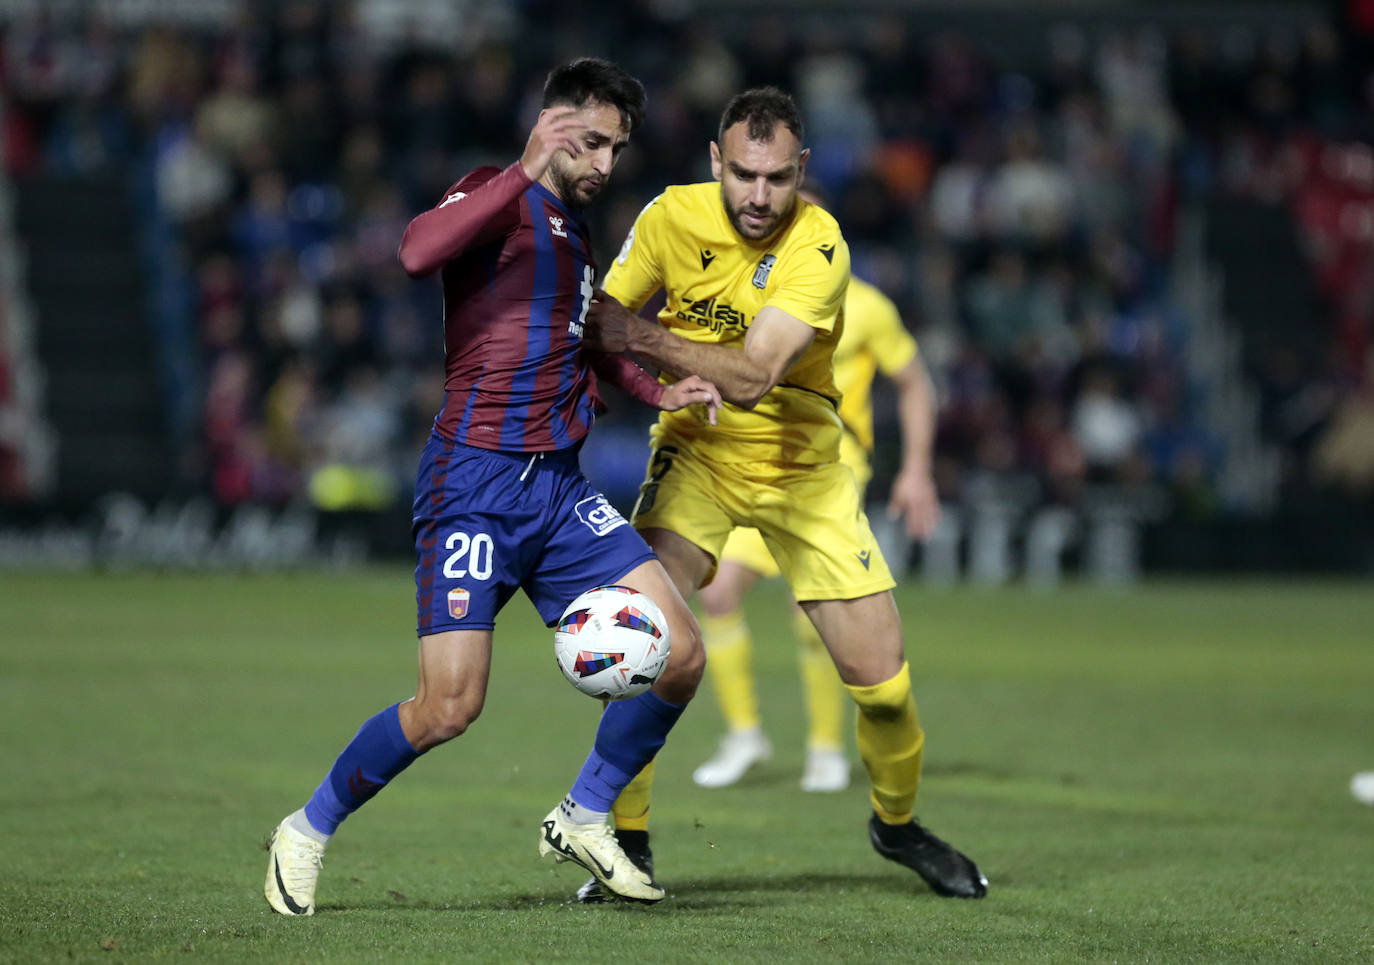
[614,556,704,683]
[412,441,532,635]
[522,473,656,626]
[630,442,735,578]
[839,435,872,495]
[799,591,905,686]
[401,628,495,750]
[415,629,494,703]
[639,525,715,601]
[756,460,895,603]
[697,552,767,616]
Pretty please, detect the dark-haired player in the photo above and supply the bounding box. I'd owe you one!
[264,58,719,915]
[581,87,987,901]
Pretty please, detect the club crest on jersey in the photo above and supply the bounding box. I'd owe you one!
[447,587,470,620]
[575,494,627,536]
[549,215,568,238]
[752,254,777,289]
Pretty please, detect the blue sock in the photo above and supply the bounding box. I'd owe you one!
[569,691,685,813]
[303,702,420,836]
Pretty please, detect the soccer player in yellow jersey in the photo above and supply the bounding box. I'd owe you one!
[581,88,986,900]
[691,224,941,794]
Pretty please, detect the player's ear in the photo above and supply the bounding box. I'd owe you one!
[710,141,723,182]
[796,147,810,184]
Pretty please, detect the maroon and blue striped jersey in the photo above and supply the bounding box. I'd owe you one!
[399,162,661,453]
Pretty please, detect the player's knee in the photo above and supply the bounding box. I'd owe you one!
[847,664,913,721]
[854,693,907,722]
[657,617,706,697]
[416,693,484,746]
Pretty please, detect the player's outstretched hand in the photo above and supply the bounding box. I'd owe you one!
[888,468,941,540]
[520,106,585,182]
[660,375,722,426]
[586,288,640,353]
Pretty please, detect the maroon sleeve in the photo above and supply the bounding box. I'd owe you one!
[590,352,666,408]
[397,162,534,278]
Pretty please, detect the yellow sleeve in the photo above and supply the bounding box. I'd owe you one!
[603,195,664,312]
[864,285,919,376]
[767,235,850,334]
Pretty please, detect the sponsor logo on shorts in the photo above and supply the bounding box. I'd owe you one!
[448,587,471,619]
[576,495,628,536]
[857,550,871,570]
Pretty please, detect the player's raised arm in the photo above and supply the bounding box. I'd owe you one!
[587,293,812,409]
[518,105,589,182]
[397,165,530,278]
[398,108,592,278]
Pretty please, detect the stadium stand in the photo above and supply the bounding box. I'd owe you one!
[2,0,1372,572]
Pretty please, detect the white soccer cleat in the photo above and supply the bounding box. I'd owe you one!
[538,803,664,903]
[264,817,326,916]
[691,729,772,788]
[800,748,851,792]
[1352,771,1374,805]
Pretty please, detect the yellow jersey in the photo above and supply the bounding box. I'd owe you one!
[603,182,850,464]
[834,276,919,454]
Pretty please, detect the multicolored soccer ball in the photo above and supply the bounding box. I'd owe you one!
[554,585,671,700]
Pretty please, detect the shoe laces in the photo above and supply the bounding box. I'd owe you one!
[277,833,325,886]
[581,822,640,876]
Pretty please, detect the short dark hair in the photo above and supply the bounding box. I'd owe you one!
[542,58,647,134]
[718,87,804,145]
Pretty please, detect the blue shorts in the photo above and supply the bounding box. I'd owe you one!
[413,434,656,635]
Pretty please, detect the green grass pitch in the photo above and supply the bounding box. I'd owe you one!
[1,569,1371,963]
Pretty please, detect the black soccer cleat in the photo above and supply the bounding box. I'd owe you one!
[868,814,988,898]
[576,829,654,903]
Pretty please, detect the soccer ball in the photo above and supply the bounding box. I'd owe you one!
[554,585,671,700]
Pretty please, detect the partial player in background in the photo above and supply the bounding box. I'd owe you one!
[580,87,986,901]
[262,58,721,916]
[692,185,941,793]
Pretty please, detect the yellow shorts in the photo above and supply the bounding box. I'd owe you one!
[718,433,873,581]
[631,442,893,601]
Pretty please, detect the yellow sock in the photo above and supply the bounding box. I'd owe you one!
[612,759,654,831]
[700,610,760,733]
[793,608,845,752]
[845,662,923,825]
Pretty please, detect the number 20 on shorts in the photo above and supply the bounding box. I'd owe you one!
[443,531,494,580]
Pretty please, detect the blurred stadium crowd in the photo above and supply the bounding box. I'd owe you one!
[3,0,1374,530]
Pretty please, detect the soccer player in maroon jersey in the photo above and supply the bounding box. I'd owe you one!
[264,58,719,915]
